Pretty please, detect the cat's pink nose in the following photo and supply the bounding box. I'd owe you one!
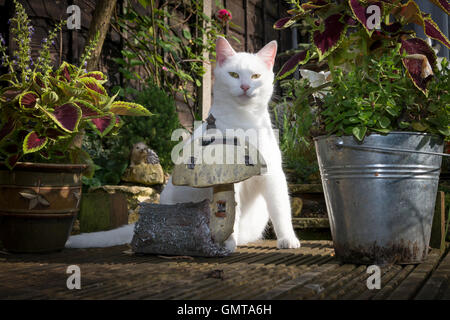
[240,84,250,92]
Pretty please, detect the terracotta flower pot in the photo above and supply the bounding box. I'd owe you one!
[0,162,86,253]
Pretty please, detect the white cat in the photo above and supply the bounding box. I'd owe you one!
[65,37,300,251]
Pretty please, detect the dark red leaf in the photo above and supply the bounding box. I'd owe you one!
[44,128,64,139]
[423,17,450,49]
[393,0,423,25]
[40,150,50,159]
[381,21,402,34]
[349,0,383,34]
[23,131,47,154]
[400,37,437,94]
[52,103,82,132]
[84,80,106,95]
[427,0,450,15]
[6,153,20,169]
[20,92,38,109]
[274,17,293,29]
[2,88,22,102]
[34,75,45,88]
[277,50,309,79]
[313,14,348,60]
[0,119,16,142]
[401,37,437,69]
[75,101,101,118]
[91,115,114,136]
[62,66,71,82]
[344,15,358,26]
[80,72,107,81]
[301,1,329,11]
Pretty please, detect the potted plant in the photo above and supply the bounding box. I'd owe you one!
[0,1,152,252]
[275,0,449,264]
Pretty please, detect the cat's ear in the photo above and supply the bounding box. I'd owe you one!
[256,40,277,69]
[216,36,236,66]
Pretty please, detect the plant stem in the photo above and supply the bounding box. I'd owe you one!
[150,0,160,87]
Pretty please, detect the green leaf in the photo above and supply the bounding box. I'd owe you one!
[358,111,373,121]
[343,110,358,117]
[411,121,428,131]
[399,121,410,129]
[379,117,391,129]
[438,127,450,136]
[182,29,192,40]
[385,106,399,117]
[0,74,15,85]
[344,126,355,135]
[110,101,153,116]
[372,128,391,134]
[112,57,126,66]
[352,126,367,142]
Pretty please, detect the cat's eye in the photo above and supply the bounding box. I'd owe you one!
[229,72,239,79]
[251,74,261,79]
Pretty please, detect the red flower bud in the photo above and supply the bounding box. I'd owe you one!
[216,9,232,23]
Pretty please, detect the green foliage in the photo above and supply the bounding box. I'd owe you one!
[0,0,152,171]
[276,0,450,96]
[113,0,226,119]
[288,49,450,142]
[272,102,319,184]
[82,83,180,188]
[81,131,129,188]
[276,0,450,142]
[119,83,180,170]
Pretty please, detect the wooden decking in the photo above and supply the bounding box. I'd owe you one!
[0,240,449,300]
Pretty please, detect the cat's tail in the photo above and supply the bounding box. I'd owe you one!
[65,224,135,248]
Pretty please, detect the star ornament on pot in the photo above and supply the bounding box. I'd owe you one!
[19,190,50,210]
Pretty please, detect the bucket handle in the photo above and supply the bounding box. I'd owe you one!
[335,139,450,157]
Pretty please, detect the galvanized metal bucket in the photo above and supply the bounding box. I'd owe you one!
[314,132,444,264]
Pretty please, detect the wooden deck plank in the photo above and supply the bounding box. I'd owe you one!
[0,241,448,300]
[414,250,450,300]
[387,250,442,300]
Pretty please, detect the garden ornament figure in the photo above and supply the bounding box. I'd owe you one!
[131,116,266,257]
[130,142,160,166]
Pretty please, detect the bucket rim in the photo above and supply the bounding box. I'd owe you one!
[313,131,442,142]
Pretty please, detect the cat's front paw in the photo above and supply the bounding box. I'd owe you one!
[224,234,237,252]
[277,236,301,249]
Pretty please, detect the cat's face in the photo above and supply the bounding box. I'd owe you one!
[213,37,277,106]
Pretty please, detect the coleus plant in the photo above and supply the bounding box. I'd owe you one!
[0,0,152,172]
[275,0,450,96]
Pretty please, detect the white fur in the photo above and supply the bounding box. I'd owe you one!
[66,37,300,250]
[65,224,134,248]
